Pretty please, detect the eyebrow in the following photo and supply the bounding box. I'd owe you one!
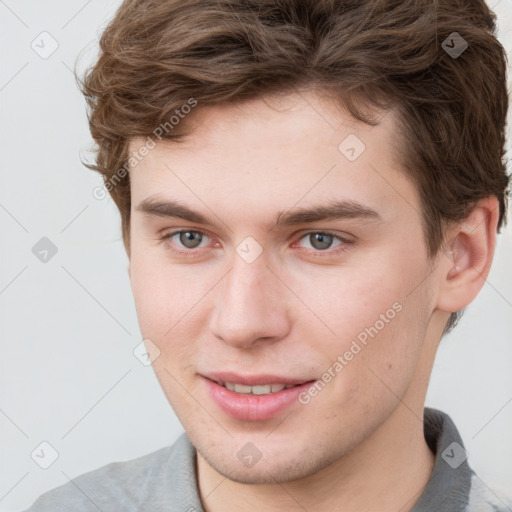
[135,197,381,232]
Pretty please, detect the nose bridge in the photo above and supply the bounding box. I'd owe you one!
[209,249,289,347]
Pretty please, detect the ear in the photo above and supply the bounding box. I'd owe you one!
[436,196,500,314]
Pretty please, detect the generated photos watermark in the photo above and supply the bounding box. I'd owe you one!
[92,97,198,200]
[298,301,403,405]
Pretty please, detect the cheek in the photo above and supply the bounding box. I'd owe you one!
[129,255,204,396]
[129,248,211,339]
[296,259,432,393]
[287,262,409,346]
[129,262,168,338]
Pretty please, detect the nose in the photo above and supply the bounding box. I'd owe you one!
[208,252,291,349]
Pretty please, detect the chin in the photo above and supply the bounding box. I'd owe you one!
[197,440,342,485]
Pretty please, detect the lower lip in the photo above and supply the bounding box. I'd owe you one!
[203,377,316,421]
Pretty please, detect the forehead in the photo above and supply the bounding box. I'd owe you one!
[128,91,420,226]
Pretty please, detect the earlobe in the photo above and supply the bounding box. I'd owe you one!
[436,196,499,313]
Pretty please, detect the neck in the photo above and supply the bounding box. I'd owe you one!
[197,404,435,512]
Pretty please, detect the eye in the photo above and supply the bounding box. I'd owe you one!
[160,229,352,258]
[162,229,212,253]
[293,231,351,254]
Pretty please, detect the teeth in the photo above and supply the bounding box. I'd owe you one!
[234,383,253,393]
[222,382,297,395]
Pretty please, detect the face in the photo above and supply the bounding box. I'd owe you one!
[128,91,443,485]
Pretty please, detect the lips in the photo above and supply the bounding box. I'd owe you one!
[201,372,316,421]
[204,371,310,387]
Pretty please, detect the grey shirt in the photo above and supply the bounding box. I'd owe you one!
[23,407,511,511]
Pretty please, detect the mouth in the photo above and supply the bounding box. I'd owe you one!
[201,372,316,421]
[211,380,302,395]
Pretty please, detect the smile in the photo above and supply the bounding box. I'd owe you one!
[219,382,300,395]
[202,374,316,421]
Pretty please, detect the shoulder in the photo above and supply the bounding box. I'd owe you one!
[465,472,512,512]
[23,432,193,511]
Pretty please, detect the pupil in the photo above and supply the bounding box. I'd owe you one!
[311,233,332,250]
[181,231,201,248]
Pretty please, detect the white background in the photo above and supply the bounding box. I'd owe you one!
[1,1,511,510]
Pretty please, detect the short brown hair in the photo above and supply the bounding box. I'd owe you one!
[77,0,509,332]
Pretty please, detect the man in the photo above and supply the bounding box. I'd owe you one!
[25,0,511,510]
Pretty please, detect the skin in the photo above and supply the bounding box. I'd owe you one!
[127,90,498,512]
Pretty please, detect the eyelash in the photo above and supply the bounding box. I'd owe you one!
[160,229,353,258]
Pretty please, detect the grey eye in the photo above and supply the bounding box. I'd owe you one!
[177,231,204,249]
[305,233,337,251]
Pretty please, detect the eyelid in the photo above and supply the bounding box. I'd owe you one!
[161,228,215,251]
[292,229,354,244]
[291,230,353,254]
[161,228,354,257]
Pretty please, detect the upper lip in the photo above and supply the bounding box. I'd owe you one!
[203,371,314,386]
